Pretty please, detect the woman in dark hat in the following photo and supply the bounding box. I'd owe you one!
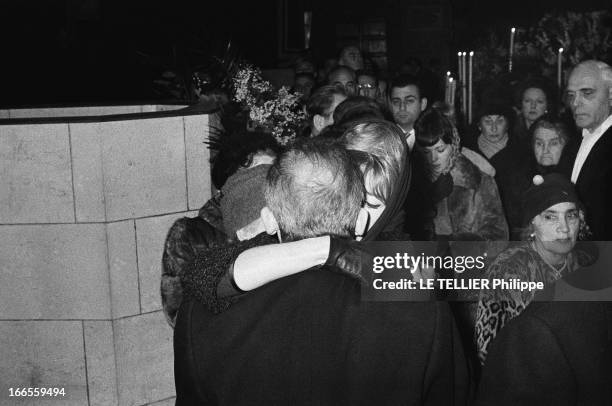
[475,173,594,364]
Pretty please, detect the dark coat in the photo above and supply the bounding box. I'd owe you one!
[161,195,227,327]
[574,125,612,240]
[475,301,612,405]
[441,154,509,241]
[174,269,471,406]
[404,154,508,242]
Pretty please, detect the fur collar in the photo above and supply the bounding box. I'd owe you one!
[450,154,481,190]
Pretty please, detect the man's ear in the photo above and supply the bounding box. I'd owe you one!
[354,208,370,241]
[313,114,326,132]
[260,207,279,235]
[420,97,428,112]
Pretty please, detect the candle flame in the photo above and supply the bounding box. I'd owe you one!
[511,27,516,33]
[469,51,474,56]
[449,78,454,83]
[447,71,451,76]
[559,47,564,53]
[458,51,462,56]
[462,52,466,56]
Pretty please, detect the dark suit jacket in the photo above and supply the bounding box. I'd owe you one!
[174,269,470,405]
[476,301,612,406]
[574,125,612,241]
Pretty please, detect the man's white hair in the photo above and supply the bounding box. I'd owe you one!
[574,60,612,87]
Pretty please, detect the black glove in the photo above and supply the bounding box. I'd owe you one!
[324,237,371,283]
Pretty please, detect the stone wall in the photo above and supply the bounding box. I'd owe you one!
[0,106,213,405]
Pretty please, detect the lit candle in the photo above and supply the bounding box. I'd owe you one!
[462,52,467,117]
[449,77,456,107]
[509,27,516,72]
[444,71,450,103]
[557,47,564,90]
[457,52,463,83]
[468,51,474,124]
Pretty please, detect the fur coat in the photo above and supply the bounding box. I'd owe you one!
[435,154,509,241]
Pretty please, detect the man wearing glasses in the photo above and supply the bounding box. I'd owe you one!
[356,71,379,100]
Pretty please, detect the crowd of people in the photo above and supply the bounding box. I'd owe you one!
[162,45,612,405]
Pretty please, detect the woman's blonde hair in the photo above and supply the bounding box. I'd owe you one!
[341,120,407,204]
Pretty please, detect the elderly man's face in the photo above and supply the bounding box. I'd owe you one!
[329,69,356,95]
[567,65,612,131]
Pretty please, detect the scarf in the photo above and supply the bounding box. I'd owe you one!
[478,132,508,160]
[428,126,461,182]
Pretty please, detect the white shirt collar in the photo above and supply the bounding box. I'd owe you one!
[571,114,612,183]
[582,114,612,139]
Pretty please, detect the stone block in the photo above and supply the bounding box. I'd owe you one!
[0,224,111,320]
[107,220,140,318]
[98,117,188,221]
[136,211,199,313]
[0,123,75,224]
[70,122,106,222]
[83,321,118,406]
[114,312,175,406]
[0,321,88,406]
[184,114,211,210]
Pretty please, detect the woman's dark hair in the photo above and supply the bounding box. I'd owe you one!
[528,114,571,147]
[332,96,390,130]
[515,77,557,116]
[208,130,281,190]
[415,107,455,147]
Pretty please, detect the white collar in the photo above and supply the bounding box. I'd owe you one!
[582,114,612,138]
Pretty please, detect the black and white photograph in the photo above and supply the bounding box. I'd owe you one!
[1,0,611,405]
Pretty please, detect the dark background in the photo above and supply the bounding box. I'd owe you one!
[0,0,608,106]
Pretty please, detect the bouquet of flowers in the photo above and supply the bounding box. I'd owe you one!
[232,64,306,145]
